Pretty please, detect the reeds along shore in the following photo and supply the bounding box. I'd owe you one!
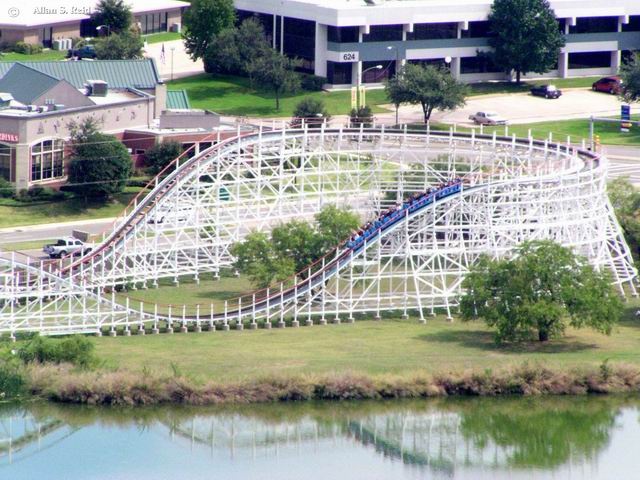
[20,362,640,406]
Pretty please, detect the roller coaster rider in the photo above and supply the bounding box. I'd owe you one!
[344,178,463,250]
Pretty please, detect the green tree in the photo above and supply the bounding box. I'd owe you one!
[203,18,270,80]
[385,64,467,123]
[145,141,182,175]
[292,97,331,127]
[620,52,640,103]
[67,118,133,200]
[487,0,565,84]
[91,0,132,33]
[183,0,236,61]
[231,206,360,288]
[237,18,271,86]
[460,240,623,343]
[256,50,302,111]
[315,205,360,253]
[94,30,143,59]
[608,177,640,261]
[203,28,242,75]
[230,231,295,289]
[271,221,321,274]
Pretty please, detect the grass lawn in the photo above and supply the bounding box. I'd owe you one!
[168,73,605,118]
[95,297,640,382]
[117,273,254,315]
[467,76,602,96]
[0,188,140,229]
[143,32,182,44]
[0,50,66,61]
[429,115,640,146]
[0,239,55,251]
[168,73,390,117]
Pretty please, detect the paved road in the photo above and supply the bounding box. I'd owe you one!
[0,218,114,244]
[433,89,624,126]
[603,145,640,185]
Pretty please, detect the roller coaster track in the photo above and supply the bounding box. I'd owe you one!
[0,126,637,336]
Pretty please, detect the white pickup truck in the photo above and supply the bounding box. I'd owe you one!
[43,237,93,259]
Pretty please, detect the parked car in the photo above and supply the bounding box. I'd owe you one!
[592,76,623,95]
[468,111,508,126]
[66,45,97,60]
[147,208,191,224]
[530,84,562,99]
[43,237,93,259]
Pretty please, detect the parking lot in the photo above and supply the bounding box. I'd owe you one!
[433,88,625,126]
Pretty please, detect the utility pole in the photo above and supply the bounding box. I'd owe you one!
[387,46,401,126]
[170,46,175,81]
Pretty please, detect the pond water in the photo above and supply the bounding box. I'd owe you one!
[1,396,640,479]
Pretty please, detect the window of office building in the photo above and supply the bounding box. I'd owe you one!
[461,21,492,38]
[569,17,618,34]
[31,139,64,182]
[460,55,501,74]
[408,58,449,69]
[406,23,457,40]
[328,26,359,43]
[138,12,168,34]
[0,143,11,181]
[327,61,352,85]
[362,60,395,83]
[622,16,640,32]
[568,51,612,69]
[283,17,316,71]
[557,18,566,33]
[363,24,403,43]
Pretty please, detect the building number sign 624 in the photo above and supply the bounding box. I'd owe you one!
[342,52,359,62]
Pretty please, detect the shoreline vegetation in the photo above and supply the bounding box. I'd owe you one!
[18,361,640,406]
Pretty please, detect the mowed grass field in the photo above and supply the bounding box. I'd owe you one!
[167,73,603,118]
[95,299,640,382]
[0,188,142,229]
[434,115,640,146]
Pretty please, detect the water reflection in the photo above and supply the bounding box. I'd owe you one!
[1,396,639,479]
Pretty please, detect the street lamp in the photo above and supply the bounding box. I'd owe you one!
[387,45,402,126]
[96,25,111,36]
[357,64,383,110]
[170,46,176,81]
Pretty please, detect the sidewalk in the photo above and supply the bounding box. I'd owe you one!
[144,39,204,81]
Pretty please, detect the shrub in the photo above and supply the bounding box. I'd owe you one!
[300,74,327,92]
[17,335,97,368]
[291,97,331,127]
[144,141,182,175]
[14,186,66,203]
[0,360,25,399]
[13,41,31,54]
[12,42,43,55]
[350,106,374,128]
[0,178,14,198]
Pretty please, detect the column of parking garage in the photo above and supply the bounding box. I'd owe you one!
[611,16,629,74]
[351,27,366,86]
[558,18,570,78]
[315,23,328,78]
[449,21,465,79]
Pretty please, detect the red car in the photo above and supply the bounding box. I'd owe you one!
[592,76,623,94]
